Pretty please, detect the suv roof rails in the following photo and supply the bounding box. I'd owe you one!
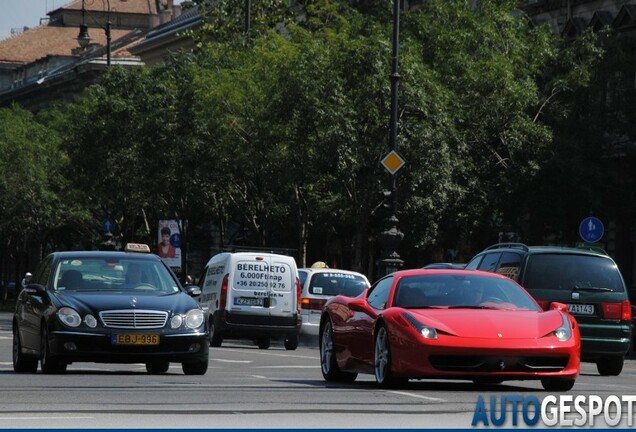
[577,245,608,255]
[484,242,530,252]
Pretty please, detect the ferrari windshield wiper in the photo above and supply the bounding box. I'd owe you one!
[573,285,612,292]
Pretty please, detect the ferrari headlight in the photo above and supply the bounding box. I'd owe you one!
[58,307,81,328]
[185,309,204,329]
[403,312,438,340]
[84,314,97,328]
[421,326,438,339]
[554,314,572,342]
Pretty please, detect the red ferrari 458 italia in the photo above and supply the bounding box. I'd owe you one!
[319,269,580,390]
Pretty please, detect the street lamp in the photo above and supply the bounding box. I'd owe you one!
[377,0,404,277]
[76,0,112,66]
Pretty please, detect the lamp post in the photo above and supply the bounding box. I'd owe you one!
[77,0,112,66]
[377,0,404,277]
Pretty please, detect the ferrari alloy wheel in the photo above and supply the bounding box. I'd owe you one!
[13,326,38,373]
[541,378,575,392]
[40,325,67,374]
[146,361,170,374]
[596,356,624,376]
[209,322,223,347]
[182,360,208,375]
[320,320,357,382]
[374,325,405,388]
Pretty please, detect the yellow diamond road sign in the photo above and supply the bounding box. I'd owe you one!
[381,150,406,175]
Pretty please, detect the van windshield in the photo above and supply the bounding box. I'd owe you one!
[523,254,625,292]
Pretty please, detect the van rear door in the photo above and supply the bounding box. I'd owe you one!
[230,254,295,316]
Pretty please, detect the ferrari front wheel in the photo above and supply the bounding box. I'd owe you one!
[374,324,406,388]
[541,378,575,391]
[320,320,357,382]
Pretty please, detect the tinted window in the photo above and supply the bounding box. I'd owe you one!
[392,274,539,311]
[309,272,367,297]
[477,253,501,272]
[367,276,393,310]
[523,254,625,292]
[33,256,53,286]
[464,256,481,270]
[496,252,522,281]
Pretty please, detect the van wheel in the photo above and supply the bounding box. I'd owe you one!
[597,356,624,376]
[209,322,223,347]
[284,334,298,351]
[257,337,270,349]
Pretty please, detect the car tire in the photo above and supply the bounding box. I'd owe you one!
[541,378,575,391]
[13,326,38,373]
[597,356,624,376]
[40,325,67,374]
[182,360,208,375]
[209,322,223,347]
[257,337,270,350]
[319,320,357,382]
[284,334,298,351]
[374,324,406,388]
[146,361,170,374]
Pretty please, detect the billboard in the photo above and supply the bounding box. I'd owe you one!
[157,220,181,272]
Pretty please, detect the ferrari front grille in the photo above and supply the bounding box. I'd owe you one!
[99,310,168,329]
[429,355,569,372]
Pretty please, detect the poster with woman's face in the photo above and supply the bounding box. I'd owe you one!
[157,220,181,272]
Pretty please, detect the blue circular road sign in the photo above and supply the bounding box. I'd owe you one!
[579,217,604,243]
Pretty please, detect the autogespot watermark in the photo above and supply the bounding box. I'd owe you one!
[471,394,636,427]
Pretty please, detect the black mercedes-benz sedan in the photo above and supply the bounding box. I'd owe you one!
[13,244,209,375]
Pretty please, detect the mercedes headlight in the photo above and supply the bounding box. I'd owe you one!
[185,309,204,329]
[57,307,81,328]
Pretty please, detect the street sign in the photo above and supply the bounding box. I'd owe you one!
[579,216,604,243]
[101,218,114,233]
[381,150,406,175]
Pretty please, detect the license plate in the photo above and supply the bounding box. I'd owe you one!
[235,297,264,306]
[567,304,594,315]
[112,334,160,345]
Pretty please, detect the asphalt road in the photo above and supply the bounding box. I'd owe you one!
[1,312,635,429]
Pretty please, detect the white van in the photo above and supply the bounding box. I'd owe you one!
[197,252,301,350]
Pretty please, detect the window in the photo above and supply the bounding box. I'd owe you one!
[367,276,394,310]
[477,253,502,272]
[496,252,522,281]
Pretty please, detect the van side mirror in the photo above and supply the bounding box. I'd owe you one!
[550,302,568,313]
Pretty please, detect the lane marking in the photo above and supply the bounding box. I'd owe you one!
[388,390,446,402]
[253,365,318,369]
[212,359,252,364]
[0,416,94,420]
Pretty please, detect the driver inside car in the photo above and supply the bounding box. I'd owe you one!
[125,263,145,288]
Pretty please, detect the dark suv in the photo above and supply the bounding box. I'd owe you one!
[466,243,632,376]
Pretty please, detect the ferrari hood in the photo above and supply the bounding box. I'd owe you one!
[53,291,198,314]
[409,309,563,339]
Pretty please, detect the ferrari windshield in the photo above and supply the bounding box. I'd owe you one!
[393,274,540,311]
[53,258,180,293]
